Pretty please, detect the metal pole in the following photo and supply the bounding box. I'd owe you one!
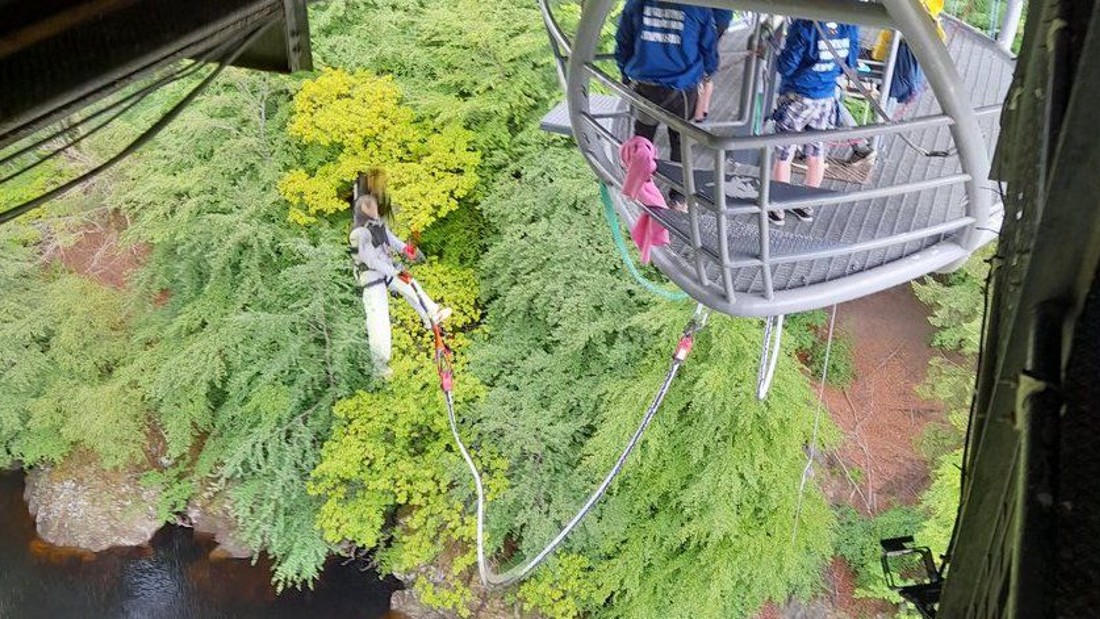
[997,0,1025,53]
[881,0,990,251]
[871,30,902,151]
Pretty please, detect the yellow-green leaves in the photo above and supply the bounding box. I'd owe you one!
[280,69,480,230]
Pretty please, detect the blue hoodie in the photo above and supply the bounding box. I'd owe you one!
[713,9,734,35]
[615,1,719,90]
[776,19,860,100]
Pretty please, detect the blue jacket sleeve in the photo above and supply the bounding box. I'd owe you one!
[776,21,809,78]
[713,9,733,34]
[848,26,861,70]
[699,10,719,77]
[615,0,639,76]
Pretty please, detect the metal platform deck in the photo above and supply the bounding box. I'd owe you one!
[543,15,1014,316]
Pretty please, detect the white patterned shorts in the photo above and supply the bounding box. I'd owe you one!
[771,93,838,160]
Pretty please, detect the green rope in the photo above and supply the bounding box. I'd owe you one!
[599,183,689,301]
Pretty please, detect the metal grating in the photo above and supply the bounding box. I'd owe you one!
[583,17,1015,315]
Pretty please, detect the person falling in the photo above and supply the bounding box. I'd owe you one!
[349,169,452,380]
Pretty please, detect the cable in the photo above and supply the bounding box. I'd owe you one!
[756,314,785,400]
[599,183,689,302]
[791,303,837,546]
[0,18,277,225]
[439,304,709,587]
[0,34,234,170]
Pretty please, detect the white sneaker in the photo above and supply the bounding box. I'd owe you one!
[431,307,453,326]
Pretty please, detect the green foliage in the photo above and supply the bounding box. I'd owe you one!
[786,310,856,387]
[912,246,992,355]
[916,449,962,560]
[468,148,837,618]
[307,0,558,172]
[280,69,480,229]
[834,505,925,602]
[309,260,493,614]
[0,246,146,468]
[517,554,601,619]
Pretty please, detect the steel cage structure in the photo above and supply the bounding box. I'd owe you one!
[540,0,1008,317]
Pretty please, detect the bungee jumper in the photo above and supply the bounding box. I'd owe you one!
[349,168,452,380]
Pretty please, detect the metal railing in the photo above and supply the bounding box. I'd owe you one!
[540,0,1000,317]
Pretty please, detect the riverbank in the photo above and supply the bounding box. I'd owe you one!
[0,472,403,618]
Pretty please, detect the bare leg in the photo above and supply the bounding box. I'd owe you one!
[806,155,826,188]
[773,158,792,184]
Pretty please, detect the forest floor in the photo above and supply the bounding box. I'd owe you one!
[813,284,947,618]
[53,213,146,288]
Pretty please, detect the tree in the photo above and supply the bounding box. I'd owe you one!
[279,69,480,230]
[467,146,836,618]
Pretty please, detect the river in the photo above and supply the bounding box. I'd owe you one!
[0,472,404,619]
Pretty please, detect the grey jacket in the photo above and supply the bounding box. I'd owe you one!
[353,219,408,280]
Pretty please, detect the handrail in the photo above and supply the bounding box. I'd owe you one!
[537,0,572,57]
[561,0,1000,316]
[578,110,972,215]
[584,62,966,151]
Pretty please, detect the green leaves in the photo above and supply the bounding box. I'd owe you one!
[280,69,480,229]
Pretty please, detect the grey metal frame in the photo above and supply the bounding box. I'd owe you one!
[542,0,999,317]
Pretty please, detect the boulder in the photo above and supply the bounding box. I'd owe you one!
[23,454,162,552]
[185,490,253,560]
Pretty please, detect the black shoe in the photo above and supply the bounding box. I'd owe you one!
[792,207,814,222]
[768,210,785,226]
[668,189,687,212]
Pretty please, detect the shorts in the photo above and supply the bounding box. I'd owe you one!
[771,93,838,160]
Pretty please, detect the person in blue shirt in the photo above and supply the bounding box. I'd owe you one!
[693,9,734,123]
[769,19,860,226]
[616,0,719,209]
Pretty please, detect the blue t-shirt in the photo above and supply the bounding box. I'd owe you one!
[615,1,720,90]
[776,20,861,100]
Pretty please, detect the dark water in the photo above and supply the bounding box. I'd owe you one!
[0,473,404,619]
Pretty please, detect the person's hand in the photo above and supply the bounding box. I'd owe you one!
[413,248,426,264]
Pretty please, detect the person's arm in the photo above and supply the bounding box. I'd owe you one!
[700,9,719,77]
[776,20,808,77]
[359,231,399,278]
[713,9,733,35]
[615,0,640,78]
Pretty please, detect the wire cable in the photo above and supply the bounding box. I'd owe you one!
[439,304,709,587]
[0,18,277,225]
[791,303,838,546]
[0,33,237,170]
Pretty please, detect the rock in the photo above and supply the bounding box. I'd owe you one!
[390,590,455,619]
[185,490,253,560]
[23,453,162,552]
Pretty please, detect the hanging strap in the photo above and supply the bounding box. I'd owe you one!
[756,314,785,400]
[436,303,709,587]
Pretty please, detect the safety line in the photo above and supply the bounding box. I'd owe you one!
[437,303,708,587]
[791,303,838,545]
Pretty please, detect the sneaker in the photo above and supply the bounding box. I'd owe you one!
[431,307,453,326]
[791,155,829,173]
[847,146,876,165]
[792,207,814,222]
[667,189,688,213]
[376,366,394,381]
[768,211,785,227]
